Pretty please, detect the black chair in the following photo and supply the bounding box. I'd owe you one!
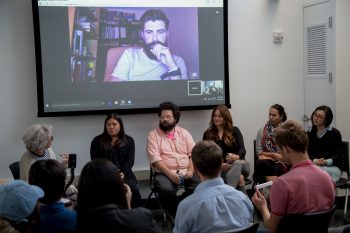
[230,223,259,233]
[335,141,350,223]
[9,161,20,179]
[143,167,168,224]
[276,205,336,233]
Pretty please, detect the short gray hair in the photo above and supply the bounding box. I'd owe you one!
[22,124,53,152]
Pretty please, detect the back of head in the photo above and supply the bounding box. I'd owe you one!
[192,140,223,178]
[77,159,127,231]
[158,101,181,123]
[22,124,52,152]
[28,160,66,204]
[77,159,127,230]
[0,180,43,223]
[273,120,308,153]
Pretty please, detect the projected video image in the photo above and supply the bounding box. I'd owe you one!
[69,7,200,83]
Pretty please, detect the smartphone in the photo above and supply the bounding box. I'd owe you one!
[68,153,77,168]
[255,181,273,199]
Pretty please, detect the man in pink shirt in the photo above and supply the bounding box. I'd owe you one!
[147,101,199,216]
[252,120,335,233]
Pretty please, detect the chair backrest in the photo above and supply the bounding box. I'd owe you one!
[276,206,336,233]
[230,223,259,233]
[103,46,129,82]
[9,161,20,179]
[342,141,349,178]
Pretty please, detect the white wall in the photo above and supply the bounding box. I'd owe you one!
[0,0,319,180]
[335,0,350,143]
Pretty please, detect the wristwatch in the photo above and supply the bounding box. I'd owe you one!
[161,67,181,80]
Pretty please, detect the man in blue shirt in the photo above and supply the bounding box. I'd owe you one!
[174,140,253,233]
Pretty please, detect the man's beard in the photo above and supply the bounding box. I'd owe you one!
[143,41,168,61]
[159,120,176,132]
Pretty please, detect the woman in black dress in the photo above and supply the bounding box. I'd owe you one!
[90,113,141,207]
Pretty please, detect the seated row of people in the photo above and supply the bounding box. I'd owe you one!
[13,101,342,232]
[1,120,337,233]
[254,104,343,184]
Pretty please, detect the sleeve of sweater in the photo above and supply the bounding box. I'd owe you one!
[233,126,246,159]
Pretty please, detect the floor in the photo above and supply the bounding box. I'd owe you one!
[138,180,350,233]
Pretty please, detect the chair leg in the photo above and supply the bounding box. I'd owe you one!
[154,191,167,222]
[344,187,349,223]
[143,190,154,207]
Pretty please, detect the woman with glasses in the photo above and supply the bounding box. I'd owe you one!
[203,105,250,194]
[253,104,288,184]
[307,105,343,182]
[90,113,141,207]
[20,124,68,182]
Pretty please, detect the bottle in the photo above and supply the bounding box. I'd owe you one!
[176,170,185,196]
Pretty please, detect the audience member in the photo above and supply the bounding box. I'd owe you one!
[307,105,343,182]
[76,159,159,233]
[106,9,188,81]
[147,101,199,216]
[20,124,68,182]
[252,120,335,233]
[90,113,141,207]
[174,140,253,233]
[28,160,76,233]
[0,180,44,233]
[203,105,250,193]
[253,104,288,183]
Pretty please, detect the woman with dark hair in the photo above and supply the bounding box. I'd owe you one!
[253,104,289,183]
[203,105,250,193]
[307,105,343,182]
[76,159,159,233]
[90,114,141,207]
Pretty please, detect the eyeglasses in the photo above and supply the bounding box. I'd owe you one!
[159,115,174,120]
[313,113,325,120]
[48,136,54,141]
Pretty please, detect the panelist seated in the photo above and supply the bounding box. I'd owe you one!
[104,9,188,82]
[20,123,68,183]
[90,113,141,208]
[147,102,199,217]
[307,105,343,182]
[253,104,289,184]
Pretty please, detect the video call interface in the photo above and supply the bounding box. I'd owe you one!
[34,0,228,115]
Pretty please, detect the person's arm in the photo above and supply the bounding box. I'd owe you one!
[233,126,246,159]
[90,137,102,160]
[184,130,195,178]
[252,191,283,233]
[152,160,180,184]
[121,136,135,173]
[184,158,194,179]
[202,131,208,140]
[327,128,342,168]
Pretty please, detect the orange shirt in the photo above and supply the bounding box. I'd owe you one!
[147,126,195,174]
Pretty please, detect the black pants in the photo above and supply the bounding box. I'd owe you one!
[153,173,199,217]
[124,175,142,208]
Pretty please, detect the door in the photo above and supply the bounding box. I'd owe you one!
[303,0,335,130]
